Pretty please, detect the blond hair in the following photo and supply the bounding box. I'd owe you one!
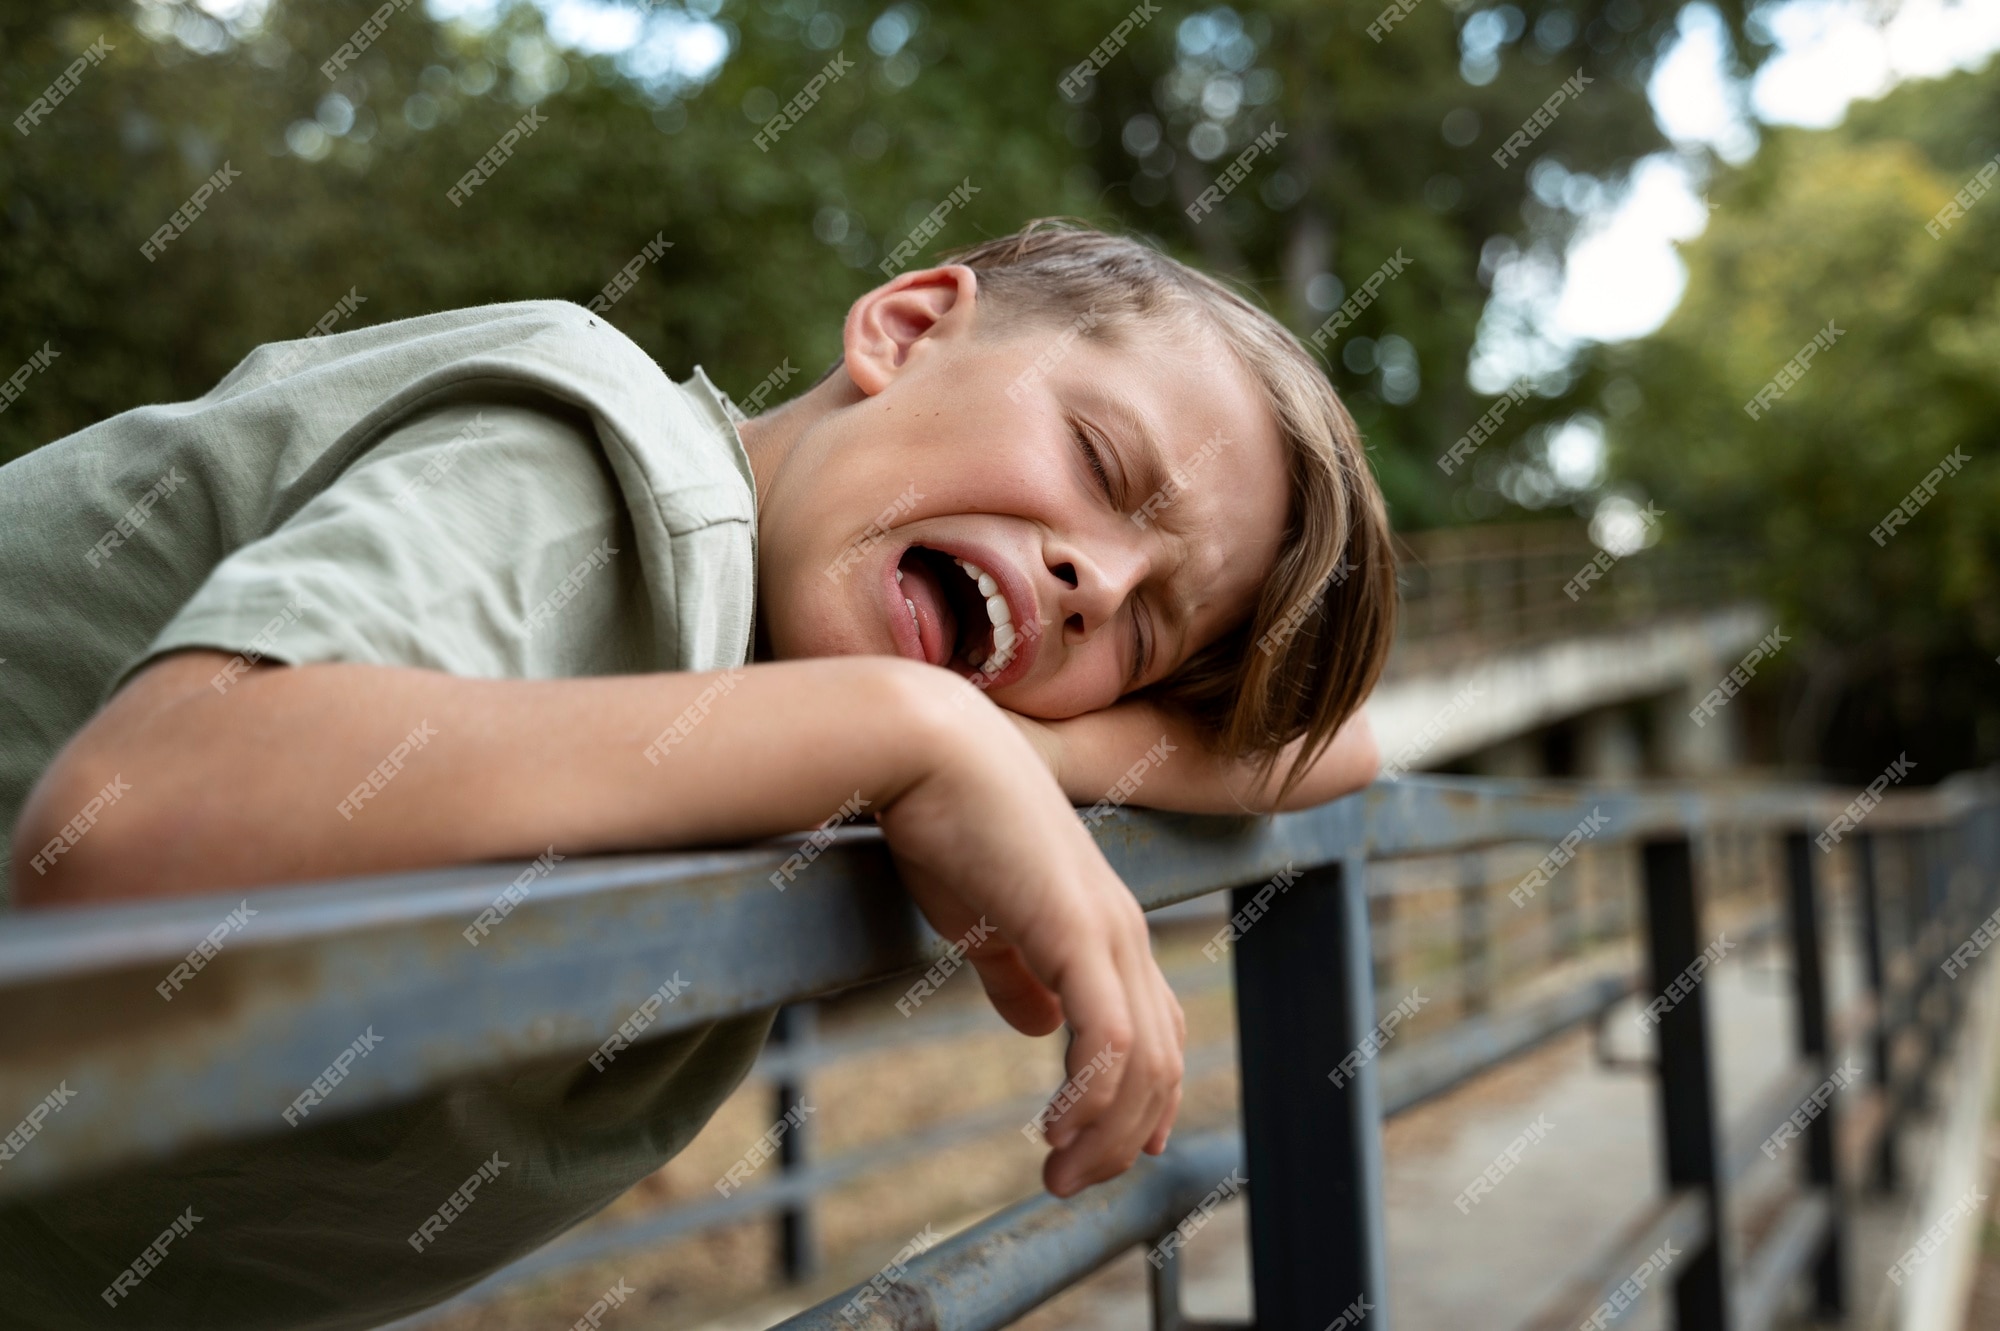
[901,219,1398,799]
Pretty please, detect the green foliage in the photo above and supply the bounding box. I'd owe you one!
[1596,57,2000,767]
[1,0,1737,534]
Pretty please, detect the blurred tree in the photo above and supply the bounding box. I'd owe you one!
[2,0,1755,535]
[1596,56,2000,777]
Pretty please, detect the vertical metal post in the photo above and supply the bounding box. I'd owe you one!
[1910,831,1946,1114]
[1233,853,1388,1329]
[1783,832,1846,1317]
[1551,844,1579,962]
[771,1002,819,1281]
[1374,888,1396,1004]
[1640,835,1732,1331]
[1853,831,1898,1191]
[1148,1238,1235,1331]
[1459,853,1490,1016]
[1894,832,1929,1116]
[1934,826,1969,1035]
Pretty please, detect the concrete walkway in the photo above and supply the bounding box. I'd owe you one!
[877,926,1981,1329]
[999,914,1997,1331]
[659,894,1998,1331]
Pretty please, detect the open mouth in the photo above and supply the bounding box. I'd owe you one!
[895,545,1022,676]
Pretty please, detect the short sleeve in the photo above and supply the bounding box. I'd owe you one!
[119,400,659,693]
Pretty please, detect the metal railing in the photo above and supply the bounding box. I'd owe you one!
[1,772,1995,1330]
[1389,522,1747,677]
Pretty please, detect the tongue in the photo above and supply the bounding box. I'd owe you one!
[898,555,959,667]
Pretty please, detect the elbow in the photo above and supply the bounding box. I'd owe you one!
[1347,710,1382,790]
[1273,709,1379,814]
[11,754,148,908]
[14,651,272,906]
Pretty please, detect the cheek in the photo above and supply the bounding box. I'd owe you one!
[1003,630,1126,720]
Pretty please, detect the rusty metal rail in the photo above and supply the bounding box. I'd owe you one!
[772,1131,1245,1331]
[1,773,1995,1331]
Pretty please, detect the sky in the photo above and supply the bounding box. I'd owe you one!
[1466,0,2000,525]
[1550,0,2000,348]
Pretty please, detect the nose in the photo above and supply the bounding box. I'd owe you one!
[1044,540,1149,644]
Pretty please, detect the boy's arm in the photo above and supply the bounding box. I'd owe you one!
[13,650,1183,1198]
[1010,698,1381,814]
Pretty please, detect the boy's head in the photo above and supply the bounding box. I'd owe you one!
[743,219,1396,794]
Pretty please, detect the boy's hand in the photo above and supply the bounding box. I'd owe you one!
[1004,697,1380,815]
[882,676,1186,1197]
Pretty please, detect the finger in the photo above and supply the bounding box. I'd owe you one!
[1152,979,1176,1143]
[1049,1039,1169,1194]
[1041,1019,1131,1156]
[1082,954,1183,1171]
[1049,941,1177,1191]
[1063,1023,1173,1187]
[1143,1081,1182,1155]
[1039,947,1134,1155]
[968,947,1063,1036]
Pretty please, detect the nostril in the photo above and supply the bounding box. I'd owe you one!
[1066,613,1084,635]
[1053,562,1078,587]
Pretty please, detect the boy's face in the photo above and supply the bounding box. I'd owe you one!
[752,266,1290,721]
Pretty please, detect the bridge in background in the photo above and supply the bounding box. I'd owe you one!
[1372,523,1771,778]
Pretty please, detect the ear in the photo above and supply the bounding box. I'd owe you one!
[841,264,979,396]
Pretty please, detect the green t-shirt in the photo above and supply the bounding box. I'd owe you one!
[0,301,777,1329]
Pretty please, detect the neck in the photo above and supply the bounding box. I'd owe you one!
[736,369,856,507]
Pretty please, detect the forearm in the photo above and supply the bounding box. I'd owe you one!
[1047,702,1380,815]
[13,650,965,905]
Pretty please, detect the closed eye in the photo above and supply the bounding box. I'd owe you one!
[1070,417,1114,500]
[1128,599,1152,689]
[1066,413,1148,683]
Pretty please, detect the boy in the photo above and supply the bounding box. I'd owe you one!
[1,220,1394,1327]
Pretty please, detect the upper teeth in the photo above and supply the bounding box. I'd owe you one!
[954,558,1017,669]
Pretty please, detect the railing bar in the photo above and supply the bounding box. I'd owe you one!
[1642,834,1734,1329]
[1719,1061,1826,1185]
[1379,969,1634,1116]
[0,845,815,979]
[1,783,1972,985]
[771,1002,819,1282]
[1515,1188,1710,1331]
[1730,1191,1834,1331]
[0,806,1806,1200]
[386,1043,1248,1327]
[765,1131,1246,1331]
[1781,830,1846,1316]
[1856,830,1899,1192]
[1233,856,1387,1327]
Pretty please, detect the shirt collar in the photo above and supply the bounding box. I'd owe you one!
[687,364,750,429]
[681,364,757,509]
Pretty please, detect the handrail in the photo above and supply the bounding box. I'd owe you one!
[1733,1192,1836,1331]
[768,1131,1243,1331]
[1519,1190,1711,1331]
[0,774,1963,1199]
[2,771,1994,1331]
[1389,520,1751,659]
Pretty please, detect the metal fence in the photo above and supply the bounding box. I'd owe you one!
[1388,522,1746,678]
[1,772,1995,1330]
